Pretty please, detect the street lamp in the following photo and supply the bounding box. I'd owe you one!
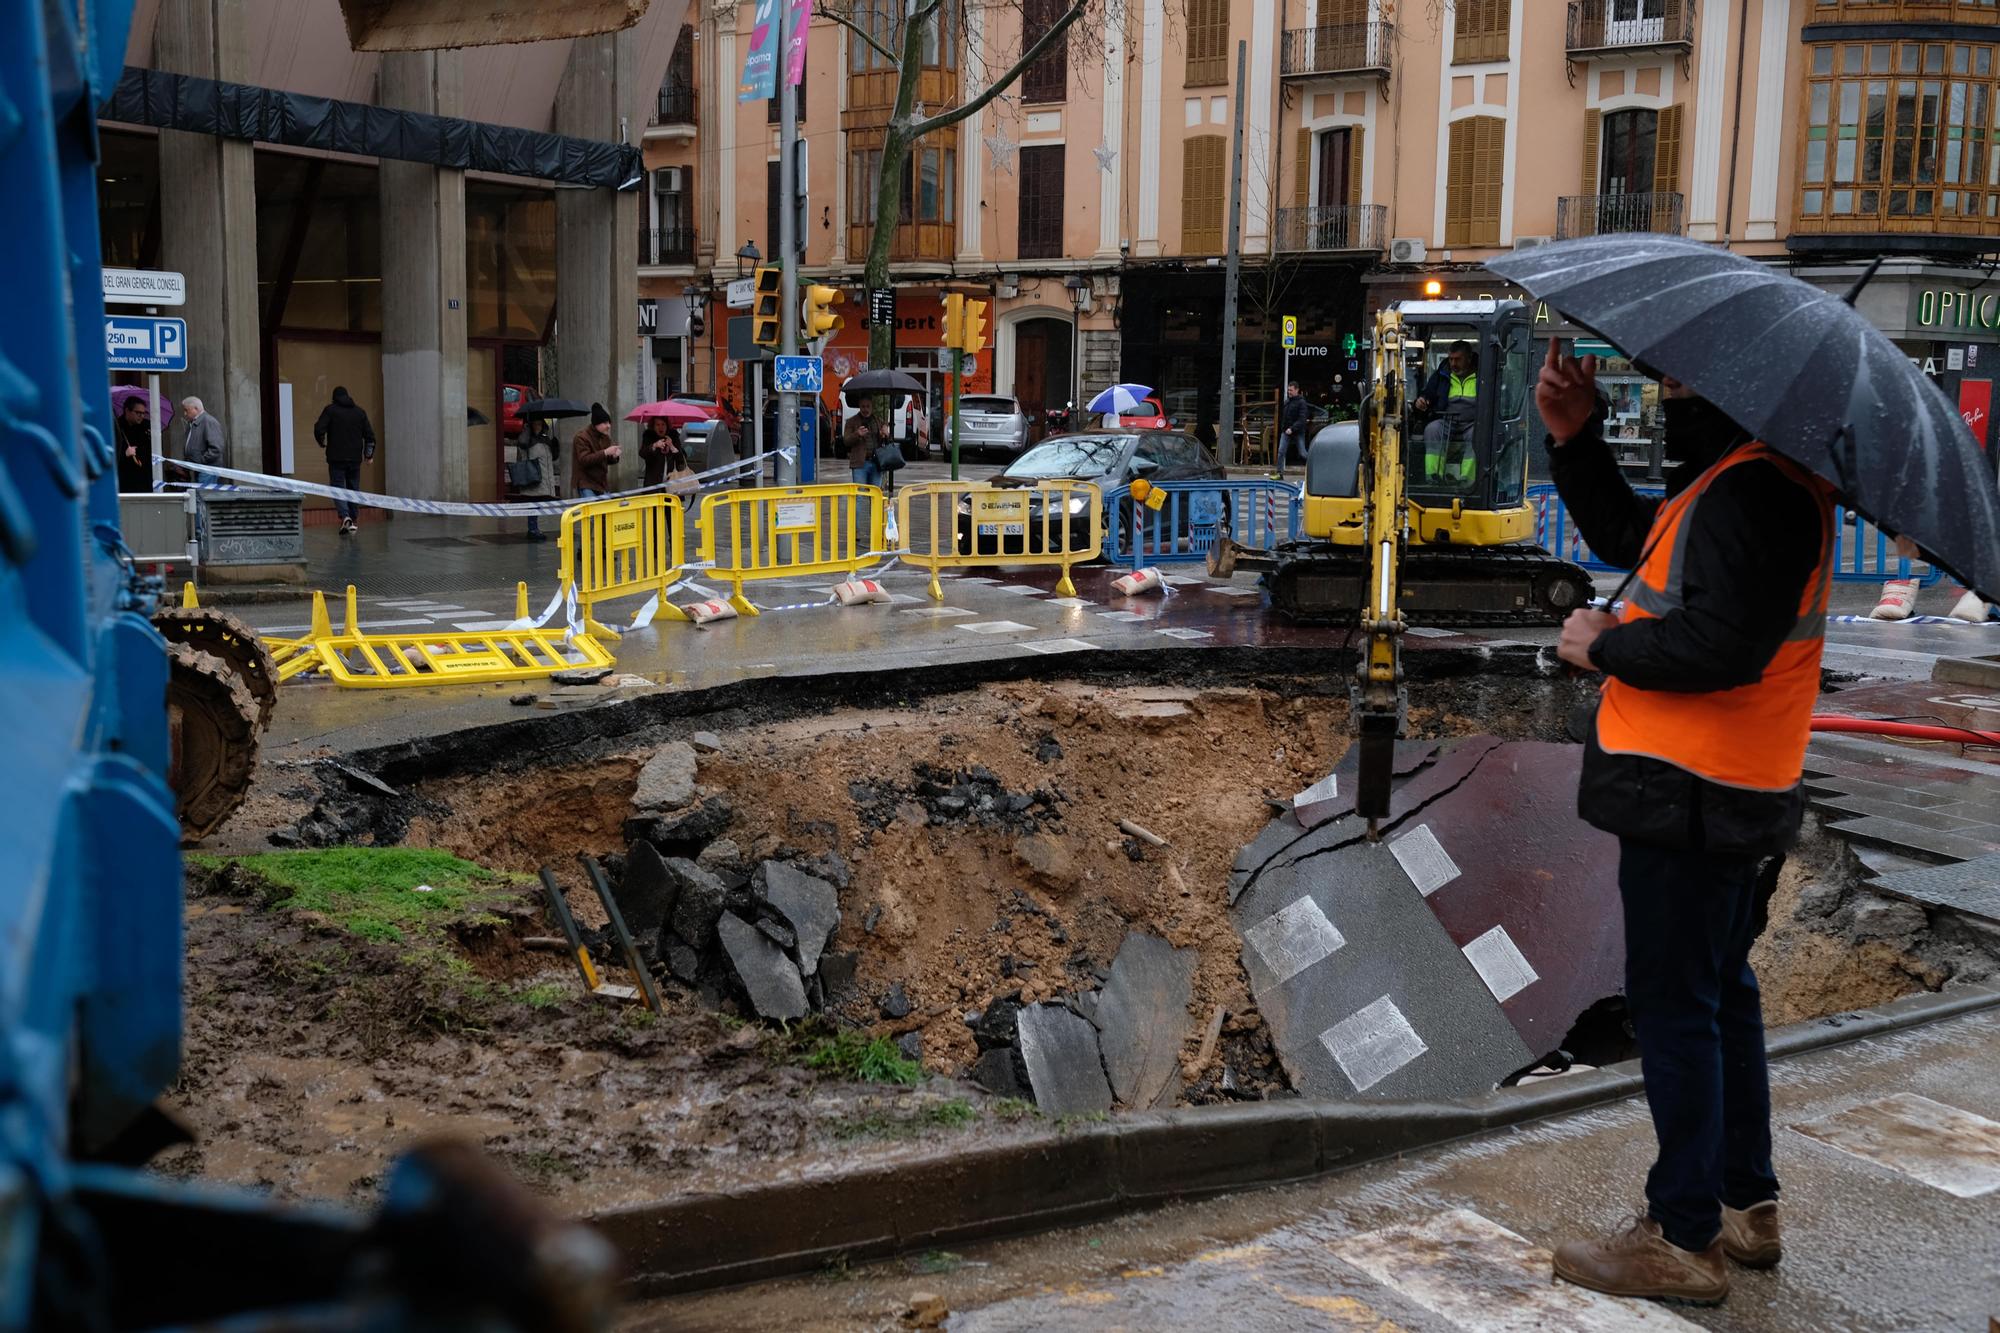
[1065,274,1088,426]
[736,240,761,277]
[682,284,705,395]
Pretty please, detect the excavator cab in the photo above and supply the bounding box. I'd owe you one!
[1220,297,1592,625]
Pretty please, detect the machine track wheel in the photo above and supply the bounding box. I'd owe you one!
[153,607,279,731]
[166,641,261,844]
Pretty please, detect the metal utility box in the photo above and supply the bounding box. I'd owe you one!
[117,492,195,567]
[195,488,306,574]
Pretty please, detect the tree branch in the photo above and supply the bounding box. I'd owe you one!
[815,2,902,67]
[912,0,1091,135]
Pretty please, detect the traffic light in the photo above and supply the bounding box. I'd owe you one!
[941,292,964,350]
[752,265,782,348]
[802,284,844,343]
[960,299,988,356]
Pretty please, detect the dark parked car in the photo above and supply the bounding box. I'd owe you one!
[955,430,1224,557]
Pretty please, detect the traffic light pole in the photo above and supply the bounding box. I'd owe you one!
[949,349,963,482]
[775,0,799,487]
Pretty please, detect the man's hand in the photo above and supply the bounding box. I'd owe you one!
[1536,339,1600,445]
[1556,607,1618,671]
[1414,396,1431,412]
[124,445,138,461]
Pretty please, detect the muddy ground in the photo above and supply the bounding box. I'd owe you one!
[163,670,1991,1213]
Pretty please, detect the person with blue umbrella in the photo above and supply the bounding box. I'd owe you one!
[1087,383,1153,425]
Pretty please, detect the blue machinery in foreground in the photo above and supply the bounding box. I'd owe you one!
[0,2,612,1327]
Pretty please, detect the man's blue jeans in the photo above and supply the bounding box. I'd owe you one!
[1618,840,1780,1252]
[328,461,360,522]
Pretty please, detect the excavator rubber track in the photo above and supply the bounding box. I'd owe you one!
[152,607,279,731]
[166,640,261,844]
[1263,542,1596,628]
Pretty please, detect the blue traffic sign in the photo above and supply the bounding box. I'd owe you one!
[773,354,823,393]
[105,315,187,372]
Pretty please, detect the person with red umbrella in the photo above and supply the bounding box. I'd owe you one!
[623,400,706,493]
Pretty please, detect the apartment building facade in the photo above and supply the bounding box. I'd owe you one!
[658,0,1999,452]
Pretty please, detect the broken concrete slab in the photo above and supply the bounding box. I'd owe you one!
[1093,933,1197,1108]
[1015,1002,1114,1116]
[1870,853,2000,925]
[626,795,734,854]
[716,912,808,1021]
[1292,771,1342,829]
[617,841,680,939]
[1826,814,2000,863]
[969,1046,1030,1099]
[689,730,724,753]
[663,939,701,986]
[818,950,860,1000]
[634,741,700,812]
[755,917,797,950]
[665,858,730,952]
[754,861,841,976]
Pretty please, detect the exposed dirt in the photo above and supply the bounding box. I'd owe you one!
[166,672,1994,1212]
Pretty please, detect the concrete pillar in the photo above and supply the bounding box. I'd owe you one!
[154,0,260,470]
[554,31,643,491]
[378,52,470,500]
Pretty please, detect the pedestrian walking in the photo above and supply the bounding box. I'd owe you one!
[311,386,377,535]
[511,422,557,541]
[180,395,225,473]
[845,401,883,488]
[1536,340,1834,1307]
[115,392,153,492]
[1280,381,1311,466]
[571,402,620,499]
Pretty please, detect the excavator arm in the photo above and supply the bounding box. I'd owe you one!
[1353,309,1417,835]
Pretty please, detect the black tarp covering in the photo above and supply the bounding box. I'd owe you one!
[101,66,643,191]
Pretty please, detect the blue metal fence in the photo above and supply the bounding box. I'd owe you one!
[1102,479,1303,567]
[1529,483,1940,585]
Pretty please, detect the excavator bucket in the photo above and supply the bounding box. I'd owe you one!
[337,0,646,51]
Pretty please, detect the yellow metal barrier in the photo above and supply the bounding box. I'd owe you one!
[559,492,689,635]
[260,583,611,688]
[893,480,1102,599]
[697,483,885,615]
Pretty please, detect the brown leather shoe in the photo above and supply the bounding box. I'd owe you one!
[1552,1213,1730,1306]
[1720,1201,1782,1268]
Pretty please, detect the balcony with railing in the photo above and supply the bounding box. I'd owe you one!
[1565,0,1695,57]
[1555,191,1684,238]
[1274,203,1388,254]
[638,227,698,268]
[648,85,696,134]
[1280,21,1395,79]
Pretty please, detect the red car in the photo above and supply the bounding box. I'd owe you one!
[1110,396,1168,430]
[499,383,535,439]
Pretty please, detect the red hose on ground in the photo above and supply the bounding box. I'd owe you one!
[1811,715,2000,746]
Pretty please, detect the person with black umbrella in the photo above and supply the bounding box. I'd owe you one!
[1537,340,1834,1306]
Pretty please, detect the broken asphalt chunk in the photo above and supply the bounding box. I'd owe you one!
[881,981,912,1019]
[616,841,679,939]
[754,861,841,976]
[633,741,699,812]
[664,857,729,952]
[716,912,808,1021]
[1094,932,1196,1108]
[1016,1002,1114,1117]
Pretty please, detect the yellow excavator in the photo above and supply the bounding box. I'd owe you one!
[1212,298,1593,629]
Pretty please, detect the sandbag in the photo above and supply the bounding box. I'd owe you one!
[684,599,739,625]
[1111,567,1164,596]
[833,579,891,606]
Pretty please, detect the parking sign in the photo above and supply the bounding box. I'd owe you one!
[1282,315,1297,350]
[104,315,188,372]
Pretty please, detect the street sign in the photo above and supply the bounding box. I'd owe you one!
[868,287,895,327]
[104,315,187,372]
[1281,315,1297,350]
[773,355,823,393]
[102,267,186,306]
[726,277,756,309]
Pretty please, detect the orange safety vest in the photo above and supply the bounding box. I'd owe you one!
[1596,443,1835,792]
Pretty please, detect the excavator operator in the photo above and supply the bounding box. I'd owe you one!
[1413,339,1480,487]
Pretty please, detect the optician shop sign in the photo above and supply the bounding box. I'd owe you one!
[1912,287,2000,337]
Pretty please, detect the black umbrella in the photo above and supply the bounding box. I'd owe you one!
[1488,235,2000,600]
[523,396,590,419]
[839,369,925,399]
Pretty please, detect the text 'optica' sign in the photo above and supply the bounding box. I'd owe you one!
[104,315,188,372]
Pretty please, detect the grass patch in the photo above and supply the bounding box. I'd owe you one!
[802,1031,925,1085]
[190,848,507,943]
[831,1098,978,1142]
[991,1097,1040,1121]
[517,982,567,1009]
[916,1249,963,1275]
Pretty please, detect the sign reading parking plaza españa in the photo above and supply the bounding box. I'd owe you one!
[102,267,186,306]
[104,316,187,372]
[773,355,824,393]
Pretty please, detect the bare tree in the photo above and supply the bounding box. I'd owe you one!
[815,0,1116,369]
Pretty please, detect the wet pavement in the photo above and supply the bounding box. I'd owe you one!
[624,1001,2000,1332]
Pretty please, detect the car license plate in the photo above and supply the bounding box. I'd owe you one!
[976,522,1023,536]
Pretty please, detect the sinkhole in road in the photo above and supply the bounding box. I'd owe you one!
[175,652,1990,1204]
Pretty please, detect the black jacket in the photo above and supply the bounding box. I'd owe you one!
[1281,395,1311,449]
[313,389,377,465]
[1548,422,1824,856]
